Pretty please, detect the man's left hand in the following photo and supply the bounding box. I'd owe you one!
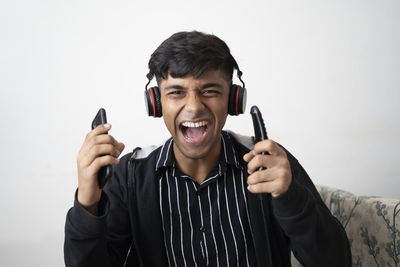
[243,140,292,198]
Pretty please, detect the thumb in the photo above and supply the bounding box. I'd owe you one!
[116,142,125,154]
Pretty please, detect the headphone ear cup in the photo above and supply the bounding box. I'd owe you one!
[228,84,247,115]
[144,86,162,117]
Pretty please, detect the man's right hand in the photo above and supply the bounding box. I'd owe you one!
[76,123,125,215]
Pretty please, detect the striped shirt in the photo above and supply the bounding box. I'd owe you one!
[157,131,256,267]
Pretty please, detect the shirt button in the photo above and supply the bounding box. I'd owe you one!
[200,226,206,232]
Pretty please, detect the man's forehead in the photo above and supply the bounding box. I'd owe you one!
[160,70,230,88]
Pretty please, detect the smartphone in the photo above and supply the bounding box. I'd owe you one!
[250,105,270,167]
[91,108,113,188]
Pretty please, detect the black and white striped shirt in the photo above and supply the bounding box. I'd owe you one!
[157,131,256,267]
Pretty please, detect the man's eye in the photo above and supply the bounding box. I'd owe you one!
[168,91,183,95]
[202,90,220,95]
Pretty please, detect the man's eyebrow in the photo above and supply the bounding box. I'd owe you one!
[164,83,223,91]
[201,83,223,89]
[164,85,186,91]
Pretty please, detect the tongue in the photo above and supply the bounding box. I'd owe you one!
[185,126,205,142]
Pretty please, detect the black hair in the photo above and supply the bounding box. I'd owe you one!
[148,31,239,85]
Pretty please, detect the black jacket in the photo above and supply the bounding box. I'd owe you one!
[64,132,352,266]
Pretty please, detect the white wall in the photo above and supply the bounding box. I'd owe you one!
[0,0,399,266]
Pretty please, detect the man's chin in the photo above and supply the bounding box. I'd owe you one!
[174,142,212,160]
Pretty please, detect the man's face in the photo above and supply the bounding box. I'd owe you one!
[160,69,230,160]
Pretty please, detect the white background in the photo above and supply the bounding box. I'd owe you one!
[0,0,399,266]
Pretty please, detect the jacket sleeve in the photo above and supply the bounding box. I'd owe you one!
[271,150,352,267]
[64,153,134,267]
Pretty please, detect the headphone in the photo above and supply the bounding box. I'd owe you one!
[144,64,247,118]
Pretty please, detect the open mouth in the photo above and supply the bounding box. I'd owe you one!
[179,120,209,144]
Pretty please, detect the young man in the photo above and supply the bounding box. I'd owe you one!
[64,31,351,266]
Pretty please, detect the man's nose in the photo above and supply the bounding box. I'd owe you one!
[184,92,205,114]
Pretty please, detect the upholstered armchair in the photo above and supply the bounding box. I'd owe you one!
[291,186,400,267]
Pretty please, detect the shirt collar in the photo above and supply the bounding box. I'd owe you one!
[155,138,174,171]
[155,131,243,172]
[220,130,243,169]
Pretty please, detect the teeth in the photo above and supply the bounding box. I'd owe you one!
[182,121,208,128]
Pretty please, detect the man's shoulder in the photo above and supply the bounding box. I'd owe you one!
[130,144,160,160]
[224,130,300,165]
[115,140,167,169]
[224,130,254,151]
[123,140,169,162]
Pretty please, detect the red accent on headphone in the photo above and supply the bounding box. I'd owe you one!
[149,88,156,117]
[235,86,240,115]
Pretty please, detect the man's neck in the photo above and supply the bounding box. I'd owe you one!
[173,139,221,184]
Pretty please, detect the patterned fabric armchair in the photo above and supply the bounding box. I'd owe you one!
[291,185,400,267]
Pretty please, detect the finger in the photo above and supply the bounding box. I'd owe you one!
[81,124,112,152]
[87,155,120,177]
[253,139,284,156]
[115,142,125,157]
[248,177,290,197]
[246,154,279,173]
[243,150,255,162]
[247,180,280,195]
[92,134,119,147]
[80,144,122,168]
[247,167,279,185]
[81,134,119,156]
[84,123,112,143]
